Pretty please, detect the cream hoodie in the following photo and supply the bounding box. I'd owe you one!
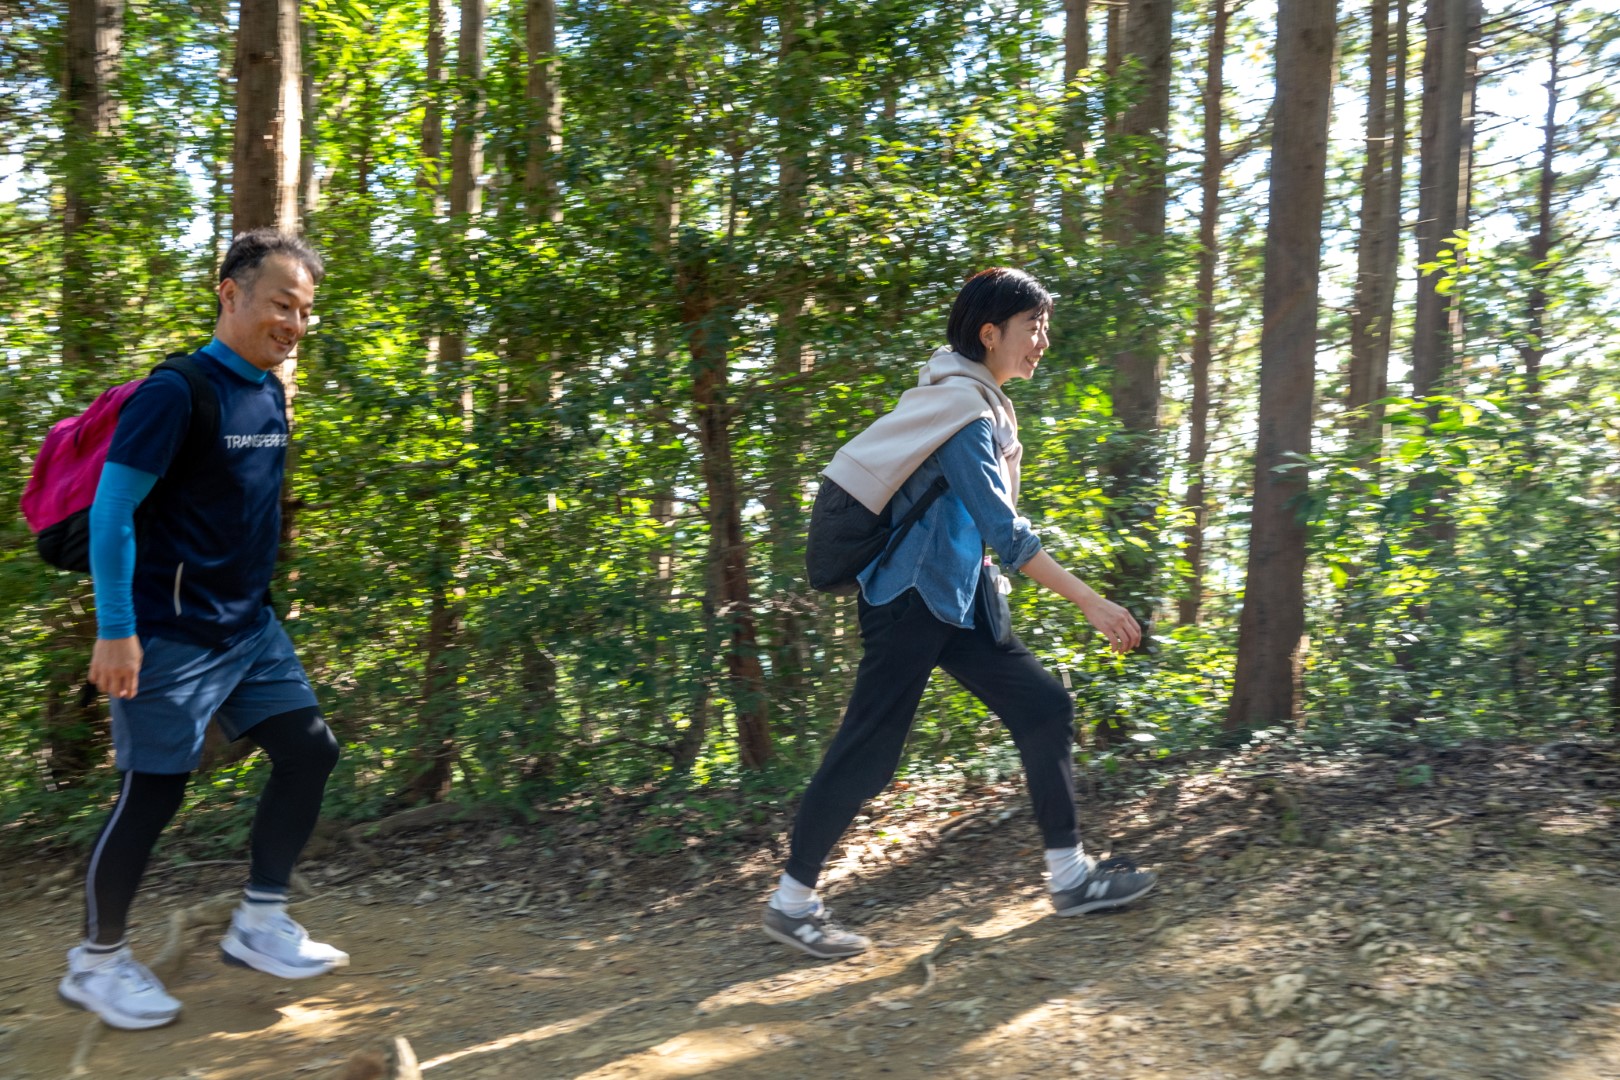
[822,347,1023,513]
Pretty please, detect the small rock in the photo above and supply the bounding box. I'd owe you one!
[1353,1017,1389,1039]
[1255,973,1308,1019]
[1258,1037,1302,1074]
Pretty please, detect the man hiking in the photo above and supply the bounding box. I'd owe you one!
[58,229,347,1030]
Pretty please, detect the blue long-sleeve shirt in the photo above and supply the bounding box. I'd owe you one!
[857,417,1043,628]
[89,463,159,639]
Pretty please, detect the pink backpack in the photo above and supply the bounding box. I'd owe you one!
[20,353,217,572]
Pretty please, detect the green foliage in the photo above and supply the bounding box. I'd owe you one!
[3,1,1618,849]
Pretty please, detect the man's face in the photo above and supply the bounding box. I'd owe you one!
[215,255,316,371]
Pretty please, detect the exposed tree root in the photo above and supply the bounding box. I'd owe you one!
[917,923,971,995]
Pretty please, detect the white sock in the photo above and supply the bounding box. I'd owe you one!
[769,872,818,916]
[75,940,127,967]
[1045,847,1091,893]
[237,896,287,929]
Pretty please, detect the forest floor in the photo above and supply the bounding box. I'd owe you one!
[3,739,1619,1080]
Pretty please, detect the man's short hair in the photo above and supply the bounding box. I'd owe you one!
[946,267,1054,363]
[219,229,325,294]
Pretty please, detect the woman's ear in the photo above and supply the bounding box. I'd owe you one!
[979,321,999,352]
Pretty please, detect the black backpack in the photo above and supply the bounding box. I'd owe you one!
[804,474,949,594]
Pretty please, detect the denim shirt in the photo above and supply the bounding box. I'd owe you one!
[857,417,1043,629]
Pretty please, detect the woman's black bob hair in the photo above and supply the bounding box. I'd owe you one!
[946,267,1053,363]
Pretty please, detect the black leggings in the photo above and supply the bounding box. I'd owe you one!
[785,588,1078,889]
[82,707,339,945]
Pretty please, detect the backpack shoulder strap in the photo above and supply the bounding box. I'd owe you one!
[874,474,949,572]
[152,350,221,474]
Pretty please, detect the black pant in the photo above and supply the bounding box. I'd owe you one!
[785,588,1078,889]
[82,706,339,945]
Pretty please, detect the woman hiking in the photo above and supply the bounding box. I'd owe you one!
[764,267,1157,960]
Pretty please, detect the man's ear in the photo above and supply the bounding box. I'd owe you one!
[217,277,238,314]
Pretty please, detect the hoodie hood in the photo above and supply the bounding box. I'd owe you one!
[820,347,1025,514]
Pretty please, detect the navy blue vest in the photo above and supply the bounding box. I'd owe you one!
[106,344,286,648]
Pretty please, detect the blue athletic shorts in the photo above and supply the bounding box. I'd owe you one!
[110,610,318,773]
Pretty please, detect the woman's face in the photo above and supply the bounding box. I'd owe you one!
[980,308,1050,386]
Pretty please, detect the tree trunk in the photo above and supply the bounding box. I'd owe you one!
[1391,0,1478,724]
[524,0,560,223]
[1104,0,1125,81]
[1346,0,1404,457]
[1521,9,1560,431]
[234,0,305,591]
[1178,0,1228,628]
[62,0,122,372]
[447,0,485,223]
[764,0,813,713]
[42,591,109,784]
[1101,0,1174,628]
[233,0,301,236]
[421,0,449,200]
[1411,0,1471,402]
[399,0,483,806]
[1060,0,1089,245]
[678,246,772,770]
[299,14,318,227]
[1225,0,1336,732]
[673,519,725,772]
[50,0,125,783]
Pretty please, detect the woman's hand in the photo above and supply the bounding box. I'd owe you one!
[1018,551,1143,652]
[1080,596,1142,653]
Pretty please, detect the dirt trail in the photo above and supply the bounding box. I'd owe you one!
[3,742,1618,1080]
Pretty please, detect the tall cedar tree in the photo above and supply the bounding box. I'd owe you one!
[1347,0,1408,457]
[45,0,125,782]
[401,0,484,805]
[1225,0,1337,731]
[1178,0,1229,627]
[1101,0,1174,630]
[1060,0,1089,245]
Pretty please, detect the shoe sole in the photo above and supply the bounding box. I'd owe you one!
[1053,879,1157,916]
[220,936,345,980]
[58,984,179,1031]
[761,922,868,961]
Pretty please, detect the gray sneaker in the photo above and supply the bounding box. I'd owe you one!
[762,902,870,960]
[1051,856,1157,916]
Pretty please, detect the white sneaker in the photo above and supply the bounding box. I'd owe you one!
[220,908,349,980]
[58,946,182,1030]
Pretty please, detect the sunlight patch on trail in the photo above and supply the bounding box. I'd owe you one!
[695,961,869,1011]
[207,998,371,1042]
[577,1024,799,1079]
[417,1002,628,1071]
[955,997,1069,1054]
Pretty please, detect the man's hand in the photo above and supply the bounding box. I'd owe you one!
[1080,596,1143,654]
[90,636,144,700]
